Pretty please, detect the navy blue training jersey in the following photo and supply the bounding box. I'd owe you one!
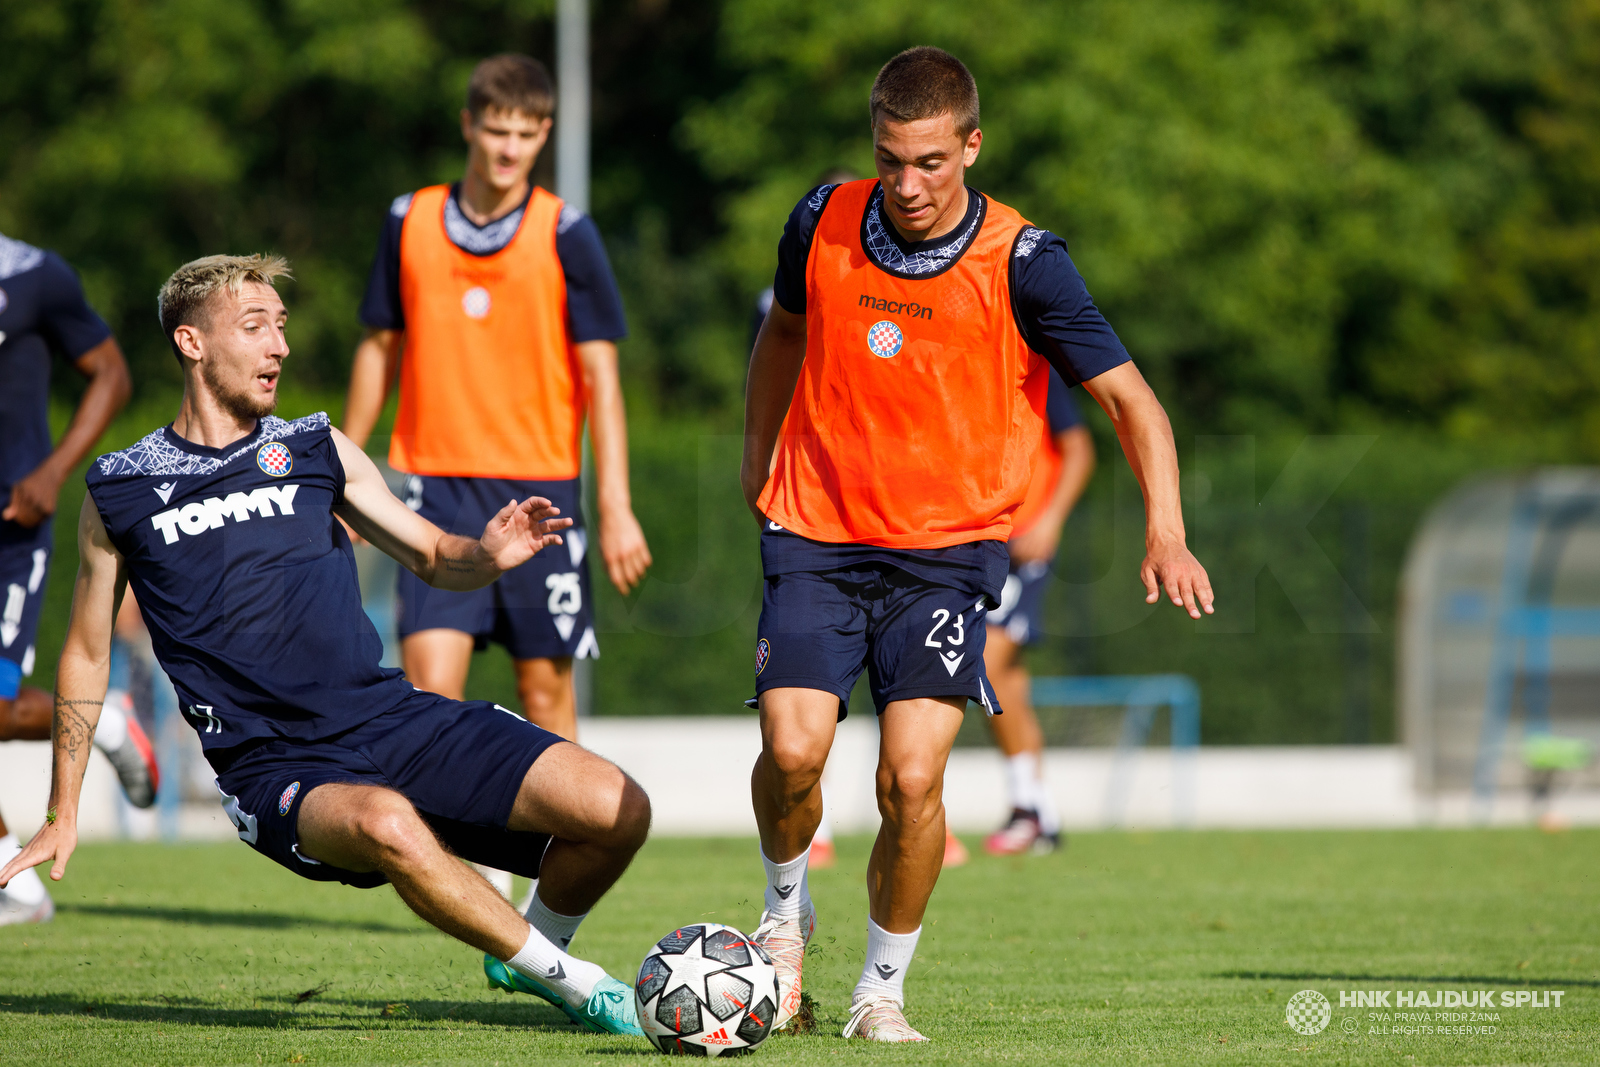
[86,413,413,763]
[772,184,1130,387]
[359,183,628,343]
[1045,369,1083,435]
[0,233,113,547]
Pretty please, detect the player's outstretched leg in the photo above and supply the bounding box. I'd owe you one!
[297,744,648,1036]
[749,688,836,1029]
[845,696,964,1043]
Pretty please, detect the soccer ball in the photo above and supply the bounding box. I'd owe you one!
[635,923,779,1056]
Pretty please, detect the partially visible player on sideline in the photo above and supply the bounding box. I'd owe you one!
[342,54,651,752]
[982,368,1094,855]
[0,255,649,1034]
[741,48,1212,1042]
[0,231,156,926]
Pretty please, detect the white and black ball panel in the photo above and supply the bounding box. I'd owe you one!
[636,922,780,1058]
[734,997,775,1045]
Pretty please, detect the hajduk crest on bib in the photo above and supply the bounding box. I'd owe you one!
[866,320,903,358]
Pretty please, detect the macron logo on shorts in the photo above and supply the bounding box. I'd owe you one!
[150,485,299,545]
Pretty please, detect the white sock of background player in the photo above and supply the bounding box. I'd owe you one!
[1004,751,1062,834]
[0,834,48,906]
[474,864,513,899]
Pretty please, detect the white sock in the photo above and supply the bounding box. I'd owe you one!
[814,787,834,845]
[854,918,919,1005]
[473,864,513,899]
[1035,773,1061,835]
[0,834,48,906]
[525,888,586,951]
[761,846,810,919]
[93,692,130,753]
[1005,752,1044,813]
[505,924,605,1008]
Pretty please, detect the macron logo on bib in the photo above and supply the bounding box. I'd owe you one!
[150,484,300,545]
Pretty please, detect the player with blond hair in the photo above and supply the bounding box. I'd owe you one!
[1,254,648,1034]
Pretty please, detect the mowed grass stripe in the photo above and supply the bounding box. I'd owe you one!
[0,830,1595,1064]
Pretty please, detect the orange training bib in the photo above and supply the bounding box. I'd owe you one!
[390,184,584,480]
[758,180,1049,548]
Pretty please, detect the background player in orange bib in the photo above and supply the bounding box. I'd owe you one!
[741,47,1212,1042]
[342,55,651,754]
[981,369,1095,856]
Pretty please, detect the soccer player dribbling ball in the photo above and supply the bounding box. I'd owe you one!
[0,255,649,1035]
[0,230,162,926]
[742,48,1213,1042]
[342,54,649,745]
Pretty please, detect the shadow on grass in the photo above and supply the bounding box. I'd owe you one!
[1219,970,1600,988]
[56,903,424,935]
[0,995,580,1031]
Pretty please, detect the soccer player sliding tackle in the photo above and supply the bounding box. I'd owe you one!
[0,255,648,1035]
[741,48,1213,1041]
[0,231,154,925]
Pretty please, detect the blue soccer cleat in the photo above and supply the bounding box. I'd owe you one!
[483,955,644,1036]
[579,975,645,1036]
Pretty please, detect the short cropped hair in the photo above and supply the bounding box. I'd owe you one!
[157,253,292,361]
[869,46,980,136]
[467,54,555,121]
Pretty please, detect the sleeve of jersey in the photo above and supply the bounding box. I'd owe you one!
[556,214,628,343]
[770,186,833,316]
[357,208,407,331]
[1044,368,1084,433]
[38,253,112,359]
[1013,232,1131,385]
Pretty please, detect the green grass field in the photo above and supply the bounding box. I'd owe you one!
[1,830,1596,1065]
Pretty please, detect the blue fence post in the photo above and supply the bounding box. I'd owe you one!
[1031,674,1201,827]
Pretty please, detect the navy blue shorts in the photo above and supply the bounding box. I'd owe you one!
[0,532,51,700]
[988,558,1052,647]
[212,688,566,888]
[396,475,597,661]
[753,565,1001,719]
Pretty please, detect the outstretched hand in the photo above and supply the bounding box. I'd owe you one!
[0,817,75,889]
[481,497,574,572]
[1142,540,1215,619]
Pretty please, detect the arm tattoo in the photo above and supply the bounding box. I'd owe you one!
[52,697,100,765]
[442,558,477,573]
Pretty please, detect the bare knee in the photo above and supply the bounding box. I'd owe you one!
[583,764,651,852]
[876,763,943,827]
[353,797,435,869]
[763,733,828,793]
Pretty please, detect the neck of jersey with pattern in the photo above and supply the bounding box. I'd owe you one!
[442,183,586,257]
[0,232,44,281]
[860,185,985,277]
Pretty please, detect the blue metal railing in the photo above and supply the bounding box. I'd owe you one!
[1031,674,1200,826]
